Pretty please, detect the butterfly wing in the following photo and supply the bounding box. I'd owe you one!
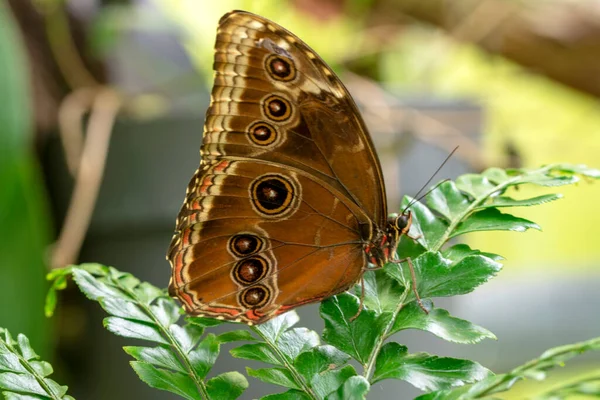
[207,10,387,224]
[168,159,369,324]
[168,11,386,324]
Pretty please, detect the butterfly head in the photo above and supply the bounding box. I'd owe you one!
[387,211,412,243]
[392,211,412,235]
[365,211,413,267]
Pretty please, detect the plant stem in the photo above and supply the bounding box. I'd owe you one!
[363,287,409,380]
[471,336,600,398]
[251,327,319,400]
[535,374,600,399]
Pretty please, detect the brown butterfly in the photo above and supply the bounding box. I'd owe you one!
[167,10,419,325]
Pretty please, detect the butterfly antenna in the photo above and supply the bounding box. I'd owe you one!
[402,146,459,213]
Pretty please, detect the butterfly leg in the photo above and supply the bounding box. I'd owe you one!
[395,257,428,314]
[349,274,366,322]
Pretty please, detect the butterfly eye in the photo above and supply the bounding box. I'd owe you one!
[262,94,292,122]
[265,54,296,81]
[394,212,412,233]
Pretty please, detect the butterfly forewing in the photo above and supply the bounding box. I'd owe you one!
[208,10,387,223]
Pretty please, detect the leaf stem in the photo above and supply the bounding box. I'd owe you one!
[120,286,211,400]
[363,287,409,380]
[251,327,319,400]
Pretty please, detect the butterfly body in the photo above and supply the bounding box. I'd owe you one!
[167,10,411,324]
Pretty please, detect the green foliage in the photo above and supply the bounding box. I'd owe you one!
[0,328,72,399]
[36,164,600,398]
[416,337,600,400]
[534,374,600,400]
[47,264,248,400]
[0,0,52,358]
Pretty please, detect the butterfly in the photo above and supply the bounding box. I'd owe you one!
[167,10,420,325]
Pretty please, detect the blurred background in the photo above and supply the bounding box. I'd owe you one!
[2,0,600,398]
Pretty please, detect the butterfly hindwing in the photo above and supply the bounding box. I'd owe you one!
[168,159,369,324]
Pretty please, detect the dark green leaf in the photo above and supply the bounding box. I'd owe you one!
[391,300,496,343]
[124,346,185,373]
[360,270,406,314]
[0,329,71,399]
[103,317,168,344]
[325,375,370,400]
[98,297,152,323]
[0,373,52,397]
[217,330,256,344]
[169,324,204,353]
[53,265,242,399]
[150,298,181,327]
[72,269,127,302]
[0,352,25,373]
[455,174,498,198]
[442,244,502,263]
[372,343,492,391]
[481,194,562,209]
[261,390,311,400]
[464,337,600,398]
[426,181,470,221]
[519,173,578,187]
[188,334,220,379]
[186,317,225,328]
[205,371,248,400]
[244,311,320,365]
[481,168,511,185]
[231,343,281,365]
[414,386,471,400]
[16,336,37,361]
[254,312,300,343]
[451,208,540,238]
[401,197,448,251]
[108,268,141,289]
[553,164,600,178]
[534,375,600,399]
[45,273,69,318]
[396,233,427,260]
[0,0,53,359]
[387,252,501,299]
[130,361,200,400]
[421,374,518,399]
[29,361,52,377]
[277,328,320,362]
[321,294,389,364]
[293,345,350,382]
[313,365,357,399]
[78,263,108,276]
[132,282,164,305]
[247,367,301,390]
[4,393,74,400]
